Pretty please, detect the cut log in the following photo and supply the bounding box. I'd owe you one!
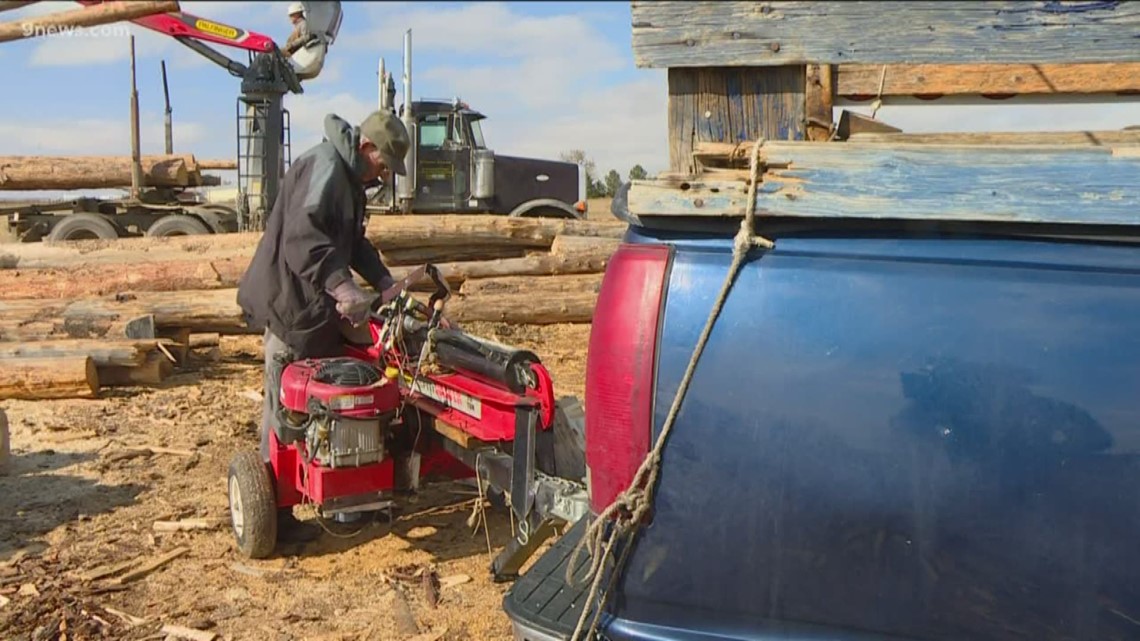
[459,273,604,297]
[550,235,621,258]
[60,290,246,337]
[193,159,237,171]
[364,215,626,250]
[0,356,98,400]
[0,289,247,341]
[0,154,199,190]
[446,291,597,324]
[0,243,612,302]
[188,333,220,349]
[0,215,624,270]
[0,338,170,367]
[99,352,173,387]
[0,410,8,477]
[382,244,529,267]
[0,0,179,44]
[421,249,614,291]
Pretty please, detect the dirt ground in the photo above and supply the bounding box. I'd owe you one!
[0,322,593,641]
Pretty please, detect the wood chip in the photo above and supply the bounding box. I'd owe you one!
[77,557,140,582]
[108,546,189,585]
[17,582,39,597]
[144,446,196,457]
[439,574,472,589]
[160,624,216,641]
[423,570,440,608]
[241,390,263,403]
[229,563,267,578]
[152,518,223,532]
[407,629,448,641]
[0,594,9,607]
[104,605,148,626]
[390,589,419,636]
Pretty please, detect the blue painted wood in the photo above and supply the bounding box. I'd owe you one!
[629,142,1140,225]
[633,1,1140,67]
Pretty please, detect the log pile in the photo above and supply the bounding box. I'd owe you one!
[0,154,232,191]
[0,215,626,400]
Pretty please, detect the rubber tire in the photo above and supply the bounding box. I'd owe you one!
[146,214,210,237]
[227,450,278,559]
[514,205,580,220]
[45,213,120,241]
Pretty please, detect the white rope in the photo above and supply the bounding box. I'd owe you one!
[566,137,773,641]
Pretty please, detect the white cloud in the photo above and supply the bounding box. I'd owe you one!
[339,1,656,174]
[21,1,284,68]
[860,98,1140,133]
[0,115,206,155]
[283,90,377,150]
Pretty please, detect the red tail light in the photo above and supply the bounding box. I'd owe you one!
[585,243,672,514]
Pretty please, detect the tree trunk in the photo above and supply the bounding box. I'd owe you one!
[189,333,220,349]
[0,356,99,400]
[0,338,170,367]
[0,257,249,300]
[459,273,604,297]
[417,248,614,291]
[364,215,626,250]
[383,245,528,267]
[0,154,202,190]
[445,291,597,324]
[0,216,624,269]
[0,242,614,301]
[0,289,248,341]
[0,0,179,43]
[550,235,621,257]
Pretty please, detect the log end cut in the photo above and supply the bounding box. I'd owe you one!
[0,355,100,400]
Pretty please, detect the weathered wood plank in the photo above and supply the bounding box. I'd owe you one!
[805,64,834,141]
[846,130,1140,146]
[694,130,1140,164]
[838,63,1140,98]
[628,141,1140,225]
[668,66,805,173]
[631,2,1140,68]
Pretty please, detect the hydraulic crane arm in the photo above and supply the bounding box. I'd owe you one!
[71,1,341,87]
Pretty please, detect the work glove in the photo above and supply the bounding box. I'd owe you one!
[327,279,375,325]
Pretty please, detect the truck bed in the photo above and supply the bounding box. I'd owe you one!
[612,222,1140,640]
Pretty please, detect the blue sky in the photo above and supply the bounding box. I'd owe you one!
[2,1,1139,200]
[0,0,670,194]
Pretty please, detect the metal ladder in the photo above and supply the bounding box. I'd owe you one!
[236,98,291,232]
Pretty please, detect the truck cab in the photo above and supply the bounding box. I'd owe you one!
[370,31,587,219]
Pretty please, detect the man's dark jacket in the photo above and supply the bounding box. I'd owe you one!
[237,114,393,357]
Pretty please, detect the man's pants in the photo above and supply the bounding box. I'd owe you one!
[260,329,296,463]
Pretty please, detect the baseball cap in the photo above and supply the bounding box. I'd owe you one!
[359,111,410,176]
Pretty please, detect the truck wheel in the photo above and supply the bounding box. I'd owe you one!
[45,213,120,241]
[518,206,578,220]
[227,451,278,559]
[146,215,210,237]
[508,199,583,220]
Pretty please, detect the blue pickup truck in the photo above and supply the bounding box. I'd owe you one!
[502,143,1140,641]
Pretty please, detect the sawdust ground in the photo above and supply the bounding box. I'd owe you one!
[0,322,592,641]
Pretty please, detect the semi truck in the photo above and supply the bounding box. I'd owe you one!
[367,30,588,220]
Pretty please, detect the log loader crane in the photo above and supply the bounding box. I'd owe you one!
[73,0,345,232]
[6,1,341,240]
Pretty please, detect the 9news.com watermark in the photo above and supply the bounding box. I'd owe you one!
[22,23,132,39]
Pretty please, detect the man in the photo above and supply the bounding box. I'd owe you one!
[283,2,309,56]
[238,110,410,473]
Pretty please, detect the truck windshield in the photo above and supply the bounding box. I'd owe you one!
[469,119,486,149]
